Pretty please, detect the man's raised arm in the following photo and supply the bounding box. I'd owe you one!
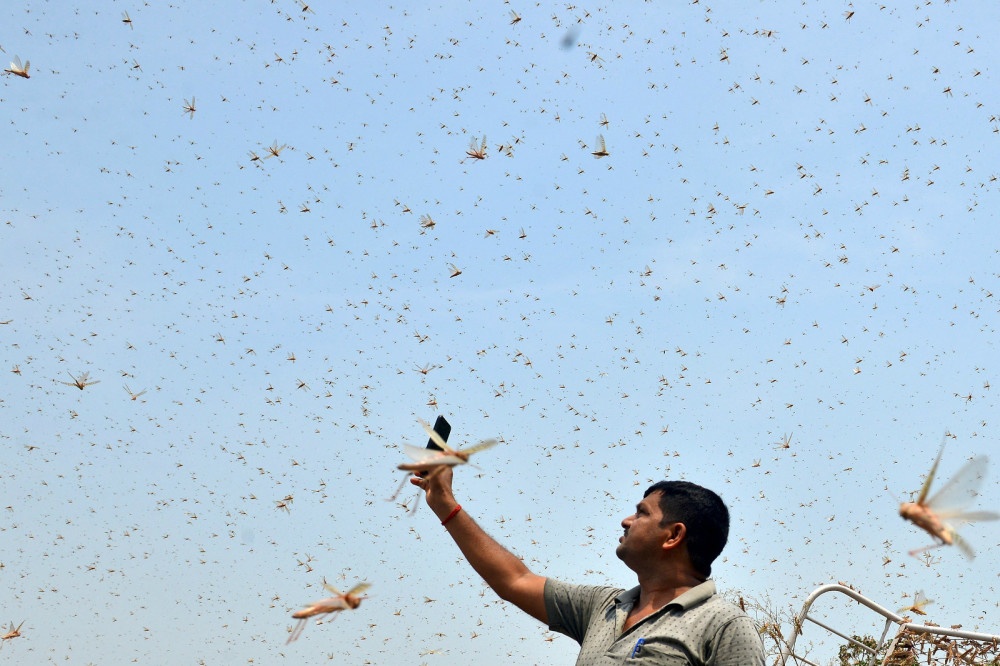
[411,466,548,624]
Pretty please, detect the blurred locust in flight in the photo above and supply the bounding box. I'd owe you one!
[388,419,497,514]
[61,371,100,390]
[264,140,288,159]
[899,441,999,558]
[3,56,29,78]
[0,621,24,649]
[123,384,147,401]
[591,134,610,158]
[466,136,487,160]
[287,580,370,644]
[897,590,932,617]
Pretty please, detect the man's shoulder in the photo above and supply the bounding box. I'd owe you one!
[662,586,765,664]
[694,592,753,621]
[695,594,766,664]
[543,578,626,645]
[673,583,756,630]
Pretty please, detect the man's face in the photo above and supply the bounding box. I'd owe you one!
[616,491,674,565]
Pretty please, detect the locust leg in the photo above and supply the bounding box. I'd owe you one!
[286,618,308,644]
[386,473,411,503]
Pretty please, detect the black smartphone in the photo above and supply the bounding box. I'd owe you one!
[426,415,451,451]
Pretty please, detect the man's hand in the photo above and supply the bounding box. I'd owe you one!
[411,465,456,520]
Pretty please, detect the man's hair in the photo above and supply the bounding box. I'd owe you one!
[643,480,729,578]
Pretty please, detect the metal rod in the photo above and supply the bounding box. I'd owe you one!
[804,615,876,653]
[777,584,1000,666]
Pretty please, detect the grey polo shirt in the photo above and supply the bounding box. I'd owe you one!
[544,578,765,665]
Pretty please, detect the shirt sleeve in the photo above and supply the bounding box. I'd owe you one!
[543,578,619,646]
[708,615,766,666]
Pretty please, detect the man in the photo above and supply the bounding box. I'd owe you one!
[411,468,765,665]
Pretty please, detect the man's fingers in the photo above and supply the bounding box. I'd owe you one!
[410,466,454,491]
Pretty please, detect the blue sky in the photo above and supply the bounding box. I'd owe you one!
[2,0,1000,663]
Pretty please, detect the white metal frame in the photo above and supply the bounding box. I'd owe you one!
[778,583,1000,666]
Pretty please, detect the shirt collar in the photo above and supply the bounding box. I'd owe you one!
[670,579,716,609]
[615,579,716,611]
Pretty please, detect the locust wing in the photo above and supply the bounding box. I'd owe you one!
[926,455,993,516]
[916,442,945,504]
[952,531,977,559]
[400,443,464,466]
[458,438,498,456]
[345,582,371,597]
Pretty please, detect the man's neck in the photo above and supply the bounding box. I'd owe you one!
[634,570,706,610]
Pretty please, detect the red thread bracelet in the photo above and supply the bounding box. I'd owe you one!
[441,504,462,526]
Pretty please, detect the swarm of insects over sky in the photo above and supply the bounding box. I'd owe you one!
[2,1,1000,663]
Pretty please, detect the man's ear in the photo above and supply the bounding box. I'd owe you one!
[661,521,687,551]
